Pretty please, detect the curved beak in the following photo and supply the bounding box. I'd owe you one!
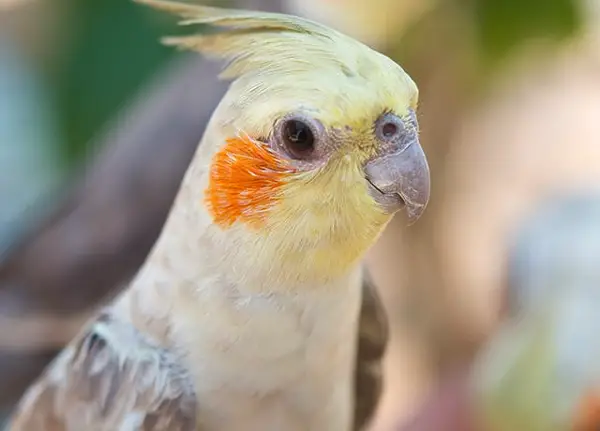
[364,138,430,223]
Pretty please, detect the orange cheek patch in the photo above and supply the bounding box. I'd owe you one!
[573,392,600,431]
[205,135,296,229]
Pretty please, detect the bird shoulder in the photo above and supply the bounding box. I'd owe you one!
[8,311,197,431]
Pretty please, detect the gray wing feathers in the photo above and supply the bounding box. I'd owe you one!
[8,314,196,431]
[353,275,389,430]
[8,280,387,431]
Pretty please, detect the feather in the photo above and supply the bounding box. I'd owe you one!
[8,281,388,431]
[6,3,408,429]
[354,274,389,430]
[8,312,196,431]
[134,0,333,36]
[134,0,357,81]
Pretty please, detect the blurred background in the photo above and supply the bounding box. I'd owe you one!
[1,0,600,429]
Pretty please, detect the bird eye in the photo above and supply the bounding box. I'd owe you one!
[375,112,406,142]
[381,122,398,138]
[281,118,315,159]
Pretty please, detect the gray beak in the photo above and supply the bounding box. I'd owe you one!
[364,138,430,223]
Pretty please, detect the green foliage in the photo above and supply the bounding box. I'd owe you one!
[470,0,583,67]
[52,0,181,167]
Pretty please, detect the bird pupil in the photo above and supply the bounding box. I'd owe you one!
[289,121,307,142]
[284,119,314,155]
[382,122,398,138]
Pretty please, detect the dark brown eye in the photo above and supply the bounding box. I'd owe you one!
[282,119,315,158]
[382,121,398,138]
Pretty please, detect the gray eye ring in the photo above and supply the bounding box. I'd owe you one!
[375,112,406,142]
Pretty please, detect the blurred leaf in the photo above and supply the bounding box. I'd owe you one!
[53,0,180,167]
[471,0,583,67]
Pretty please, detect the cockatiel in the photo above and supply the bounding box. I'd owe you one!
[472,192,600,431]
[8,1,430,430]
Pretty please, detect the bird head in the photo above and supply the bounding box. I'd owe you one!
[136,0,430,286]
[472,191,600,431]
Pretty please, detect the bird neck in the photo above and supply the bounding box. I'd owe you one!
[122,194,363,430]
[124,140,369,318]
[118,145,366,428]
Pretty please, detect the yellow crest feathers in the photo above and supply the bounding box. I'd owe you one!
[135,0,331,34]
[134,0,361,80]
